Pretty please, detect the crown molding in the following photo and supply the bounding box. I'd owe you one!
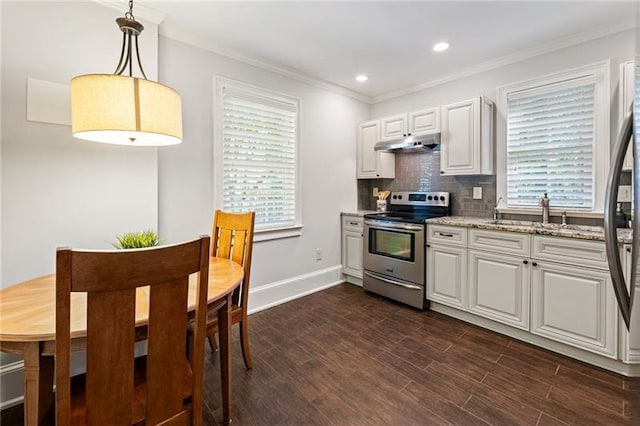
[372,22,636,104]
[158,24,373,104]
[93,0,167,25]
[93,2,634,107]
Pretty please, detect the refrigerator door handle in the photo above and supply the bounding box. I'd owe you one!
[604,105,634,330]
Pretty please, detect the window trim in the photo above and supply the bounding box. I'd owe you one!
[213,76,302,241]
[495,60,610,215]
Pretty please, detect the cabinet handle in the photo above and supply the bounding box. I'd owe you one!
[523,260,528,265]
[348,221,359,226]
[627,247,632,253]
[426,244,430,248]
[437,232,454,238]
[440,171,444,174]
[532,262,538,267]
[376,174,380,177]
[407,133,412,136]
[403,134,407,137]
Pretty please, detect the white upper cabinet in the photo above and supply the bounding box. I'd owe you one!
[357,120,395,179]
[409,107,440,135]
[380,107,440,141]
[380,114,407,141]
[440,96,494,175]
[620,61,634,171]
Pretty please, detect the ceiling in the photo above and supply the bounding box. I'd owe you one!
[137,1,636,102]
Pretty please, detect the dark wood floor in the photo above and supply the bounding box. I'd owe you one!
[3,283,639,425]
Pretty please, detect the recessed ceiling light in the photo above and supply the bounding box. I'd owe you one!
[433,42,450,52]
[355,74,368,82]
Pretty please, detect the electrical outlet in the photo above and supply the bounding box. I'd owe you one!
[315,248,322,261]
[473,187,483,200]
[619,185,632,202]
[373,187,379,197]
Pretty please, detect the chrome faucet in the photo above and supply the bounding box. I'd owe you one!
[539,193,550,224]
[493,197,505,221]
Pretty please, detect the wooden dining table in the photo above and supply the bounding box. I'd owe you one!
[0,256,243,426]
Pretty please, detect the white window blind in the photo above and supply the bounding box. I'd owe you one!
[506,80,596,209]
[220,85,298,229]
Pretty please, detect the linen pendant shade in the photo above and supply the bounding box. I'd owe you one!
[70,0,182,147]
[71,74,182,146]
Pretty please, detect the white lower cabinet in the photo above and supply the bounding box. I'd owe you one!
[468,250,530,330]
[341,216,363,284]
[426,224,624,369]
[622,244,640,363]
[531,260,617,358]
[427,244,468,310]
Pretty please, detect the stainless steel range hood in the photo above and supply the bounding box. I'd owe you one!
[374,131,441,152]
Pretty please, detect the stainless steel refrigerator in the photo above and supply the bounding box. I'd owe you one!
[604,8,640,418]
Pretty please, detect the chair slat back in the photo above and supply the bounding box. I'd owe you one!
[55,236,210,426]
[211,210,255,307]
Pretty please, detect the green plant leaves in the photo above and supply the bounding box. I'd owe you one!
[113,230,160,249]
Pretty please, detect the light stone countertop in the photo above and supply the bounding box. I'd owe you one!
[425,216,633,244]
[341,211,376,217]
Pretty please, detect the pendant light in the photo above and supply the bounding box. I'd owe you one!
[71,0,182,146]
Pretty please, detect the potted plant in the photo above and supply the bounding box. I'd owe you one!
[113,230,161,249]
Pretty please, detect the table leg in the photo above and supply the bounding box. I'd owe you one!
[23,342,54,426]
[218,293,232,424]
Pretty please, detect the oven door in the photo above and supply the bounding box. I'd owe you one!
[363,219,424,285]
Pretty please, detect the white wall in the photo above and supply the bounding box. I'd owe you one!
[371,30,635,151]
[157,37,369,304]
[1,1,160,407]
[1,1,160,288]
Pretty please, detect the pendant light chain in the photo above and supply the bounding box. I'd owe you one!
[126,0,135,19]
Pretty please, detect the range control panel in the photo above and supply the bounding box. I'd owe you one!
[389,191,450,207]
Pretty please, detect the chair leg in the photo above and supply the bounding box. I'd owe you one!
[207,333,219,352]
[239,319,252,369]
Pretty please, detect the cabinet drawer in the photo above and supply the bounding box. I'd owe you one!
[468,229,530,257]
[427,225,467,247]
[532,236,607,270]
[342,216,363,232]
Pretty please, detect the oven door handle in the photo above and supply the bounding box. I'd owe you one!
[363,271,423,291]
[364,220,424,232]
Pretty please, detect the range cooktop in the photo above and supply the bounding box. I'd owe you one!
[364,191,451,224]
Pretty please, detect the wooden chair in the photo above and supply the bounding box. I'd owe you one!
[55,236,210,426]
[206,210,255,369]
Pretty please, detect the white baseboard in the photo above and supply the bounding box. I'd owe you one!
[1,361,24,410]
[248,265,344,314]
[0,265,345,409]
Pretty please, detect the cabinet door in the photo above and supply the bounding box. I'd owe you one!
[357,120,380,178]
[408,107,439,135]
[427,244,467,309]
[468,250,530,330]
[342,229,363,279]
[357,120,394,179]
[441,98,480,175]
[621,61,634,171]
[622,244,640,363]
[380,114,407,141]
[531,262,617,358]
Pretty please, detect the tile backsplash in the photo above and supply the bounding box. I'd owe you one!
[357,149,620,227]
[358,149,496,218]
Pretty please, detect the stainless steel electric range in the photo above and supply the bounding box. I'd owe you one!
[363,191,451,309]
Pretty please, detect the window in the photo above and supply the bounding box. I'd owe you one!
[496,61,610,214]
[215,78,301,239]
